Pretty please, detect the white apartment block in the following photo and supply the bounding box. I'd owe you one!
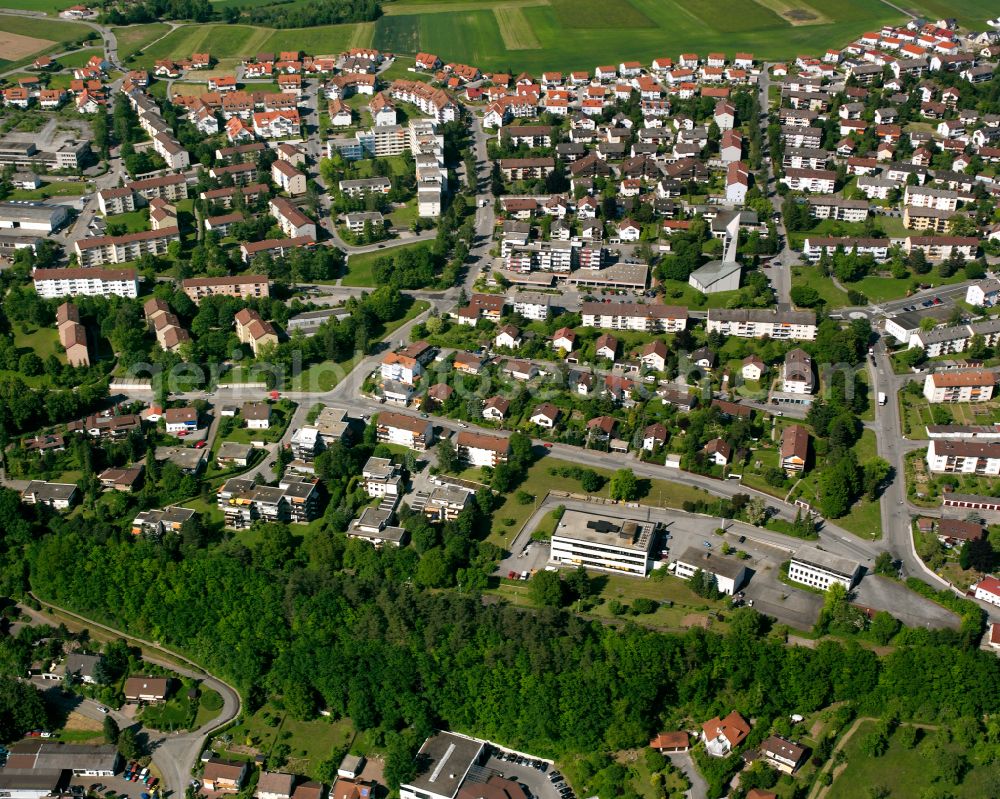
[580,302,687,333]
[788,546,861,590]
[904,184,960,211]
[706,308,817,340]
[802,237,891,262]
[780,168,836,193]
[927,439,1000,475]
[34,267,139,299]
[966,279,1000,308]
[923,370,995,403]
[75,227,180,267]
[456,430,510,468]
[376,411,433,451]
[549,510,656,577]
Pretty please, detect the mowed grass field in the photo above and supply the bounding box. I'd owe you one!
[0,0,69,15]
[127,21,373,67]
[371,0,905,71]
[112,22,171,62]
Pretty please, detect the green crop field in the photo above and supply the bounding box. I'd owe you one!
[129,21,371,67]
[112,23,171,62]
[0,13,93,43]
[0,0,69,15]
[370,0,906,72]
[113,0,917,75]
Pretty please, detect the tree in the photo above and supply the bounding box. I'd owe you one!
[609,468,640,501]
[873,551,895,576]
[862,457,892,501]
[870,611,900,645]
[580,469,604,492]
[117,727,141,761]
[744,498,767,526]
[528,570,565,607]
[435,440,458,474]
[103,715,120,745]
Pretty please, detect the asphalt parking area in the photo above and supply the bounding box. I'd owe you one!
[484,754,569,799]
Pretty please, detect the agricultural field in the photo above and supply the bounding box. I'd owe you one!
[112,22,171,63]
[0,0,68,15]
[373,0,905,72]
[128,21,372,67]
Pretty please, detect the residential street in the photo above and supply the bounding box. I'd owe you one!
[19,597,241,799]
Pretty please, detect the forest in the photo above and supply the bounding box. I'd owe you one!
[0,485,995,795]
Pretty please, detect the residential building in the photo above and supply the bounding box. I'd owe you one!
[456,430,510,467]
[235,308,279,355]
[123,676,169,703]
[788,546,861,590]
[272,160,307,195]
[780,425,809,474]
[706,308,817,340]
[202,760,249,793]
[974,576,1000,607]
[75,227,180,267]
[181,274,270,303]
[922,370,995,403]
[242,402,271,429]
[256,773,295,799]
[21,481,77,510]
[34,267,139,299]
[674,547,747,595]
[164,407,198,433]
[782,349,814,393]
[361,457,401,498]
[967,279,1000,307]
[926,439,1000,475]
[580,302,687,333]
[759,736,806,774]
[376,412,433,450]
[701,712,751,757]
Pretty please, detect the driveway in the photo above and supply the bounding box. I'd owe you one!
[668,752,707,799]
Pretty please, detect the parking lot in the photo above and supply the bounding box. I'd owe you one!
[83,771,159,799]
[484,750,572,799]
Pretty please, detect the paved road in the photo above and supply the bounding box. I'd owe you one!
[23,596,241,799]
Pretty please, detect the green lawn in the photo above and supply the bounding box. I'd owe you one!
[112,23,172,63]
[8,180,89,201]
[14,322,64,363]
[342,241,429,287]
[104,208,149,232]
[472,456,717,550]
[0,0,67,13]
[372,0,902,72]
[50,47,103,68]
[221,702,355,779]
[131,21,371,67]
[827,719,995,799]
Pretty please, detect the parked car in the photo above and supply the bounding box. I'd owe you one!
[96,706,109,714]
[194,440,206,449]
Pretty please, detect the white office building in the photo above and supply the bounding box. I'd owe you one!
[673,546,748,595]
[788,546,861,590]
[399,732,485,799]
[549,510,657,576]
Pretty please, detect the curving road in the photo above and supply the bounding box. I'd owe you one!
[25,595,241,799]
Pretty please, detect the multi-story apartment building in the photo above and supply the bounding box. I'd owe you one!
[376,411,433,450]
[34,267,139,299]
[75,227,180,267]
[580,302,687,333]
[706,308,817,340]
[927,439,1000,475]
[455,430,510,468]
[181,274,270,303]
[923,370,996,403]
